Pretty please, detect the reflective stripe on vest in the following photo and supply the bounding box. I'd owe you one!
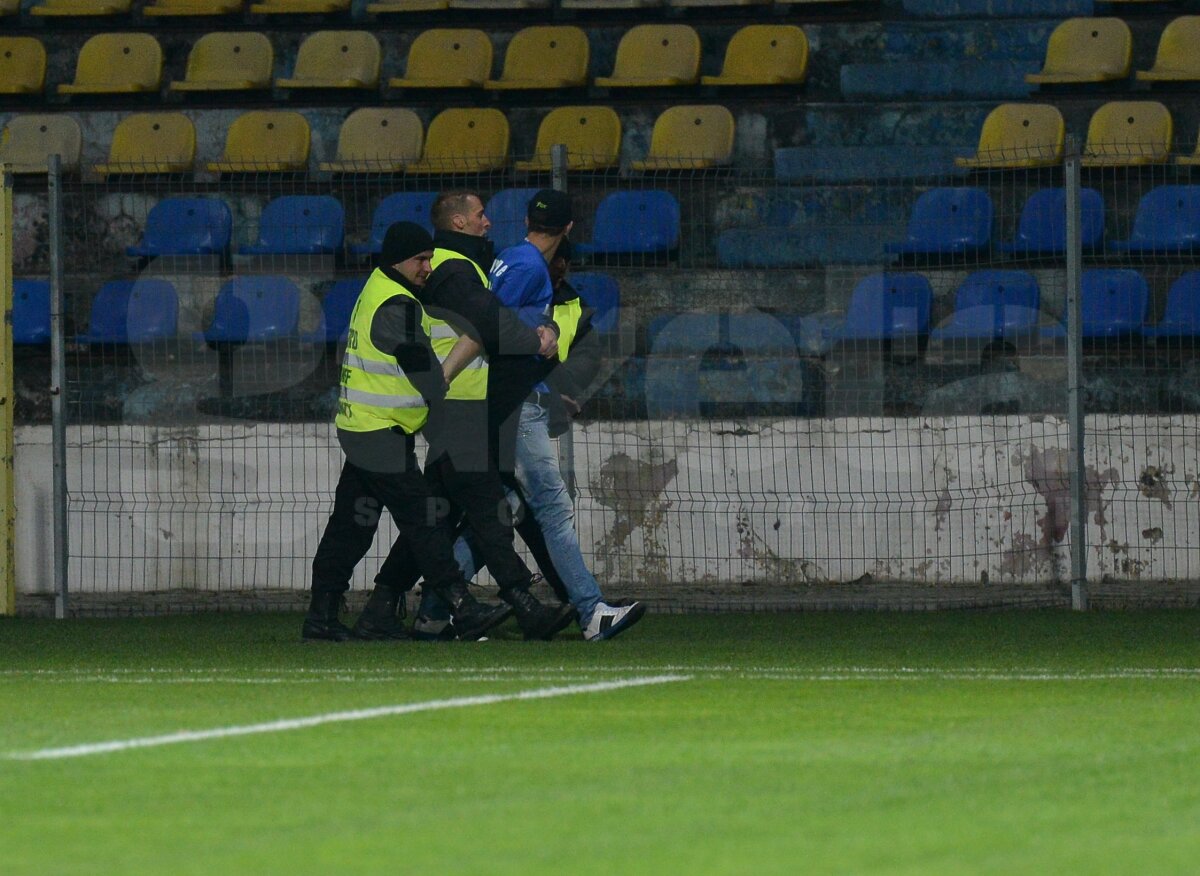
[428,248,489,401]
[334,268,432,434]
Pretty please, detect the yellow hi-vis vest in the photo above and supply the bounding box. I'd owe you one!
[550,297,582,363]
[427,248,489,401]
[335,269,433,435]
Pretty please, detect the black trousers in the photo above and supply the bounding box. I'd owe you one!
[310,456,467,599]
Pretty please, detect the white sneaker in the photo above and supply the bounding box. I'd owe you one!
[582,601,646,641]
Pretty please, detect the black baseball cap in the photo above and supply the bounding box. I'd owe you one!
[527,189,573,228]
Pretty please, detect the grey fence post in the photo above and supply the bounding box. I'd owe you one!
[48,155,69,619]
[1064,136,1088,610]
[549,143,578,498]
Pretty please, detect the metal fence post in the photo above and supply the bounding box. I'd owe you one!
[0,163,13,617]
[549,143,579,498]
[1064,136,1088,610]
[48,155,69,619]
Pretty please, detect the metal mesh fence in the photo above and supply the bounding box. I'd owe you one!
[11,135,1200,615]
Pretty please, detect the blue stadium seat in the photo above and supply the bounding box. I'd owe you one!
[884,187,993,256]
[205,276,301,342]
[833,273,934,341]
[999,188,1104,255]
[1081,269,1148,338]
[241,195,344,255]
[305,278,364,343]
[1143,271,1200,339]
[126,279,179,342]
[349,192,437,256]
[12,279,50,345]
[76,280,134,343]
[485,187,541,254]
[1109,186,1200,255]
[127,198,232,258]
[930,270,1041,341]
[570,271,620,334]
[575,191,680,257]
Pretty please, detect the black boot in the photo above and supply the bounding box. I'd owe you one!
[352,584,411,641]
[301,591,353,642]
[502,587,576,641]
[434,581,512,642]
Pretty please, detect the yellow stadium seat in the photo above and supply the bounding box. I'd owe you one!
[449,0,548,6]
[170,33,273,93]
[249,0,349,13]
[30,0,131,15]
[277,31,381,90]
[1082,101,1172,167]
[367,0,446,12]
[701,25,807,86]
[485,26,588,91]
[1136,17,1200,83]
[0,115,82,174]
[594,25,700,88]
[144,0,242,16]
[513,106,621,172]
[0,38,47,95]
[955,103,1065,169]
[629,105,734,171]
[0,0,18,15]
[319,108,424,173]
[93,113,195,175]
[58,34,162,95]
[389,29,493,90]
[405,108,509,175]
[1025,18,1131,85]
[207,111,310,174]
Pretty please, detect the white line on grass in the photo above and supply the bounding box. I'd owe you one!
[5,675,690,762]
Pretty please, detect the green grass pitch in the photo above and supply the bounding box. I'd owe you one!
[2,611,1199,875]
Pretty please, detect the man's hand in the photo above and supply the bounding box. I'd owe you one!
[536,325,559,359]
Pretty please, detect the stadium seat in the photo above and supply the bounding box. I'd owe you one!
[404,108,509,175]
[241,195,344,256]
[1025,17,1132,85]
[955,103,1065,169]
[700,25,807,87]
[629,105,735,172]
[30,0,131,15]
[574,190,680,257]
[513,106,621,173]
[1136,17,1200,83]
[249,0,349,13]
[484,26,588,91]
[0,37,47,95]
[12,280,50,345]
[570,272,620,334]
[929,270,1041,341]
[1081,101,1172,167]
[58,34,162,95]
[277,31,381,91]
[832,273,933,341]
[169,33,272,93]
[1142,271,1200,339]
[76,280,138,343]
[485,187,541,252]
[205,276,301,343]
[207,111,310,174]
[0,0,18,13]
[93,113,195,175]
[305,278,364,343]
[594,25,700,88]
[126,198,232,258]
[319,109,423,174]
[884,188,993,256]
[1081,269,1148,338]
[367,0,447,13]
[125,279,180,342]
[0,115,82,174]
[1109,186,1200,255]
[388,29,493,90]
[144,0,242,15]
[349,192,438,255]
[999,188,1105,255]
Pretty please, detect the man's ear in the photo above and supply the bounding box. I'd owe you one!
[564,221,574,237]
[452,213,466,231]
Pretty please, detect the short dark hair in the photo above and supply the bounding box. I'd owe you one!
[528,221,568,236]
[430,190,482,231]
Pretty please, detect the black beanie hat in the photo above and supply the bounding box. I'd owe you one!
[380,221,434,267]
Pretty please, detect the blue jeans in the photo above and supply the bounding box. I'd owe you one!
[418,401,604,625]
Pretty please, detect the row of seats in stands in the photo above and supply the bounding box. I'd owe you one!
[9,270,621,346]
[0,24,808,98]
[0,0,852,17]
[121,189,679,260]
[1025,16,1200,87]
[0,104,735,176]
[957,101,1200,170]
